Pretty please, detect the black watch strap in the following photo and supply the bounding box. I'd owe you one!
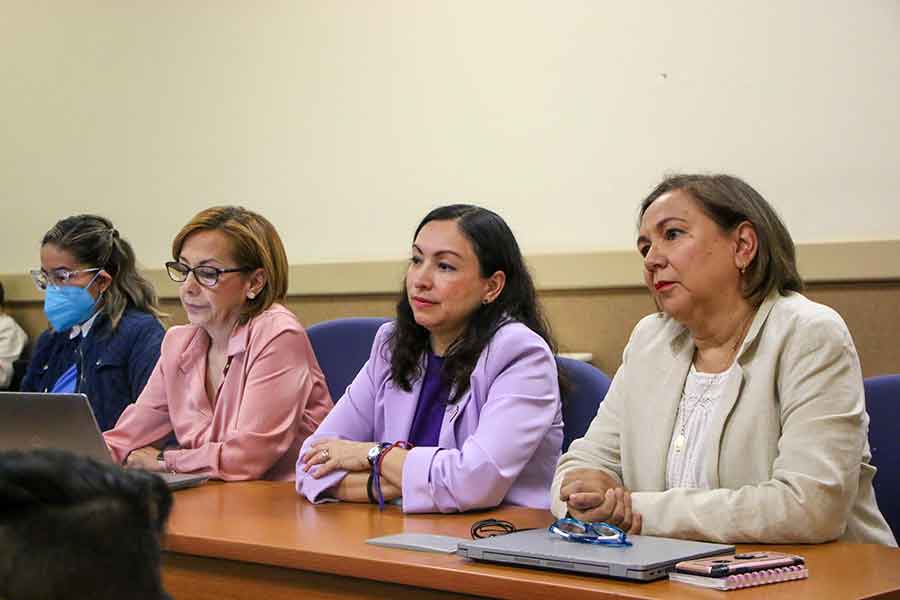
[366,471,376,504]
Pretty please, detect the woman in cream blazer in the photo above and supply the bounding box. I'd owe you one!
[552,174,896,546]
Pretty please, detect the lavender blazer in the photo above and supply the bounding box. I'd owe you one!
[296,321,562,513]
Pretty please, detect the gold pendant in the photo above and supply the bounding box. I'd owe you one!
[674,433,685,452]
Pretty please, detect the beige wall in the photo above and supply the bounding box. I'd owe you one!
[2,3,898,377]
[2,1,899,277]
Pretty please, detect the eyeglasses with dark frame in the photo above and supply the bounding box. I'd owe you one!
[548,518,631,546]
[165,261,251,289]
[29,268,102,291]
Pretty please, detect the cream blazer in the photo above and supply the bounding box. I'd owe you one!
[552,292,897,546]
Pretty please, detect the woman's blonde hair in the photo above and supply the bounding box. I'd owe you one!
[41,215,164,330]
[172,206,288,324]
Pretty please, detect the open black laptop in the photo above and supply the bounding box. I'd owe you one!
[0,391,207,491]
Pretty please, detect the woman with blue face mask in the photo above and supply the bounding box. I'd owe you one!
[21,215,166,431]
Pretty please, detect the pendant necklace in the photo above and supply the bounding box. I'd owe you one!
[673,307,756,453]
[674,375,719,452]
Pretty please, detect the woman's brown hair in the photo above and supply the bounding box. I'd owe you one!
[639,174,804,307]
[172,206,289,324]
[42,215,164,330]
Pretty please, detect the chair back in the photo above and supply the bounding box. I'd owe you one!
[9,359,30,392]
[6,339,31,392]
[307,317,391,402]
[864,374,900,539]
[557,356,611,452]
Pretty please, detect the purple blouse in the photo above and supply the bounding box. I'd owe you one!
[408,353,451,447]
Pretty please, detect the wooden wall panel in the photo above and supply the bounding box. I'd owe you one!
[7,282,899,378]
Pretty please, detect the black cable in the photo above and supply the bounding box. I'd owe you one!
[470,518,534,539]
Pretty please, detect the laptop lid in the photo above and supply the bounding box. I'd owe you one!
[457,528,734,581]
[0,391,206,491]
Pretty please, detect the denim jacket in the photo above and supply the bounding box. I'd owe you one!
[22,307,164,431]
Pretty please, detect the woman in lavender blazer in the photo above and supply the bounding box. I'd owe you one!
[297,205,563,513]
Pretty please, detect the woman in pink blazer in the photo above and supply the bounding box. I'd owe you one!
[297,205,563,512]
[105,207,332,481]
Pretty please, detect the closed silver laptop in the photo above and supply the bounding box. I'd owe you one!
[0,391,206,491]
[457,528,734,581]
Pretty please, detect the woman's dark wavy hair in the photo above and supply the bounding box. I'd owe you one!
[387,204,559,403]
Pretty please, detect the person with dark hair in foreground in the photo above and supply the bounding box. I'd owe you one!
[297,204,563,513]
[0,448,173,600]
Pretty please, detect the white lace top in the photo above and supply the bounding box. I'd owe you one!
[665,363,736,489]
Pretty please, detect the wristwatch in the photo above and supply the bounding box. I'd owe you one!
[367,442,391,466]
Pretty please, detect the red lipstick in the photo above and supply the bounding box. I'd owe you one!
[654,281,674,292]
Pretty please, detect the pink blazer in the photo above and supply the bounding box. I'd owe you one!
[105,304,333,481]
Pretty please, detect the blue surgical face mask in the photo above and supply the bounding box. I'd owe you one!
[43,271,102,332]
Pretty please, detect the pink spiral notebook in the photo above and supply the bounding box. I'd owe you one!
[669,565,809,590]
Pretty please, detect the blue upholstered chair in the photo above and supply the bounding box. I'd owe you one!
[864,374,900,539]
[557,356,612,452]
[307,317,391,402]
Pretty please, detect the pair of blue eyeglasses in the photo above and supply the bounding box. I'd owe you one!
[549,518,631,547]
